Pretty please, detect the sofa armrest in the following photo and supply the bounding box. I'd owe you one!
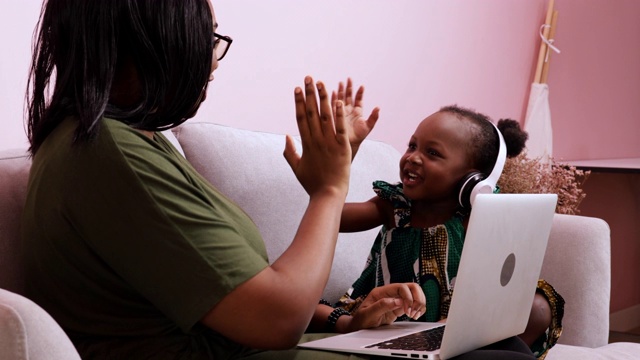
[0,288,81,360]
[540,214,611,348]
[0,149,31,295]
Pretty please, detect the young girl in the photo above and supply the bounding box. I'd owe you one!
[319,94,564,359]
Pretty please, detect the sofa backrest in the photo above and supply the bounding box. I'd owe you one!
[173,122,613,347]
[0,122,612,348]
[173,122,402,302]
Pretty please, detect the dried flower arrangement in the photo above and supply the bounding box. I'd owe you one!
[497,153,591,215]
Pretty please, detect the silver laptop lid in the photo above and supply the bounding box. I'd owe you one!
[439,193,557,359]
[299,193,558,359]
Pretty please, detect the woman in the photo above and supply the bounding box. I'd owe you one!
[23,0,423,359]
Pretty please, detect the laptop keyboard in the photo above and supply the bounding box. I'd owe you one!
[365,325,445,352]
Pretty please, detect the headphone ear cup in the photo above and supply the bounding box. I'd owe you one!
[458,172,485,209]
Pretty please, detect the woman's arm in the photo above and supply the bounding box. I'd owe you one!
[201,77,354,349]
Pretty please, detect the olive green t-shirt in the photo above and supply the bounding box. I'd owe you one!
[22,118,269,359]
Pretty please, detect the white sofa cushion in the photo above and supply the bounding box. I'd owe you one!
[173,122,401,301]
[547,342,640,359]
[0,288,81,360]
[163,129,185,157]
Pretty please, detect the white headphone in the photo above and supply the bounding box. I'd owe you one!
[457,122,506,209]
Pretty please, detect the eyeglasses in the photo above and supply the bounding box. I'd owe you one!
[213,32,233,61]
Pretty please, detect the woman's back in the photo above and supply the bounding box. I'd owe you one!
[23,117,268,358]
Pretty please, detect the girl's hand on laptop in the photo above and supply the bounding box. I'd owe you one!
[344,283,426,332]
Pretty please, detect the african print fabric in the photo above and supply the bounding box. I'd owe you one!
[336,181,465,322]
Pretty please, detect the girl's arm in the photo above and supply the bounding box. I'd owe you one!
[340,196,392,232]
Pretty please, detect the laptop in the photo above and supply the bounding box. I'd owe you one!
[299,193,558,360]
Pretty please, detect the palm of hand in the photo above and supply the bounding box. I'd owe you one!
[332,78,379,152]
[344,103,372,145]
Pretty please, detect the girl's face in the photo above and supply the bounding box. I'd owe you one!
[399,111,476,204]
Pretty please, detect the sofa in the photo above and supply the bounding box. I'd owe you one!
[1,121,639,359]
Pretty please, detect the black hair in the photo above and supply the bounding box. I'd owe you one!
[26,0,214,155]
[439,105,528,174]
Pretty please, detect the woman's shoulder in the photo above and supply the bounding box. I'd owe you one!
[33,117,183,181]
[100,118,180,164]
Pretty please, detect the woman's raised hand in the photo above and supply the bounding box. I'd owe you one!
[284,76,352,197]
[343,283,426,332]
[331,78,379,159]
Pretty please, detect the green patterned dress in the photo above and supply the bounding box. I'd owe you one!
[336,181,564,359]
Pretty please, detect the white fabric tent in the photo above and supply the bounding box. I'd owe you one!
[524,83,552,163]
[524,0,559,164]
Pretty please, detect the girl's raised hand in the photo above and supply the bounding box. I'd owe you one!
[331,78,380,159]
[284,76,352,197]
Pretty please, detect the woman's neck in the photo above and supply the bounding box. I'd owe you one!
[138,129,155,140]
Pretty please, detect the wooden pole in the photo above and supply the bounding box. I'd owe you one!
[540,10,559,84]
[533,0,555,83]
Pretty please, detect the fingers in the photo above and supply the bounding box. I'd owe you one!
[353,82,364,108]
[331,91,337,117]
[334,78,368,109]
[299,76,338,138]
[334,100,348,146]
[294,86,311,149]
[283,134,300,170]
[399,283,426,320]
[344,78,353,106]
[337,81,345,102]
[370,283,426,320]
[303,76,326,140]
[367,107,380,130]
[368,297,403,325]
[316,81,335,137]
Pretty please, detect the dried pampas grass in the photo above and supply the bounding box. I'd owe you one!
[497,153,591,215]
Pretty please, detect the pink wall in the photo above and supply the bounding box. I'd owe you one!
[545,0,640,316]
[579,173,640,315]
[1,0,639,315]
[0,0,42,150]
[550,0,640,161]
[198,0,547,153]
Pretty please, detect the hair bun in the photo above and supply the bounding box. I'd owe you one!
[497,119,528,157]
